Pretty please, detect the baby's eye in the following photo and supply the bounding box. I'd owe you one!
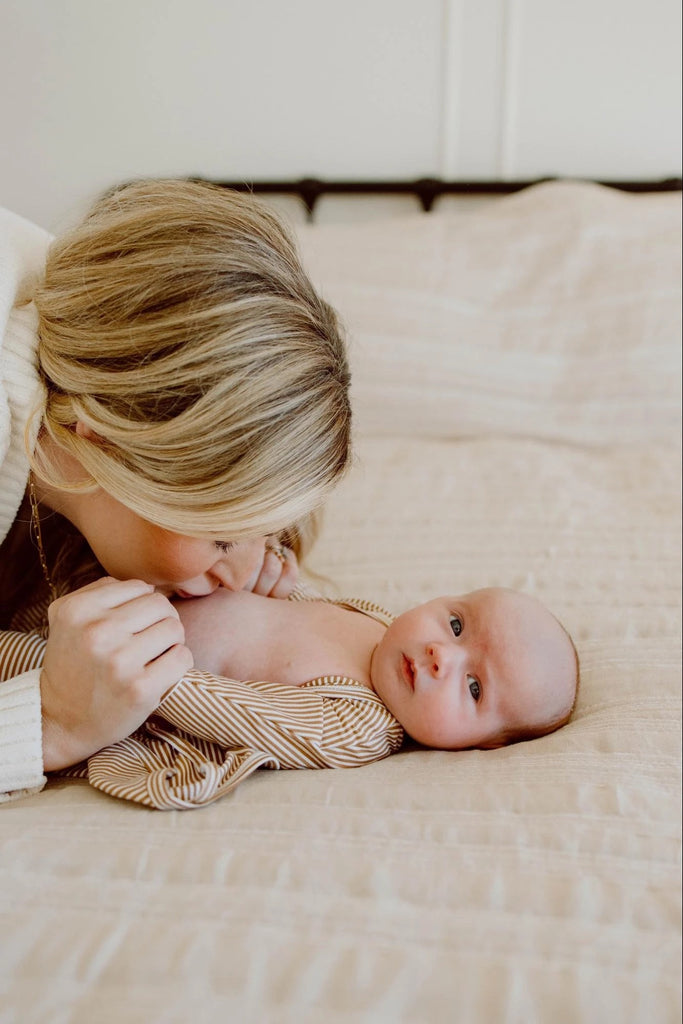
[468,675,481,702]
[214,540,236,554]
[449,615,463,637]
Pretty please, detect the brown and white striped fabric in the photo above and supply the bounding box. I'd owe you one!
[0,628,47,680]
[0,578,55,683]
[2,592,404,810]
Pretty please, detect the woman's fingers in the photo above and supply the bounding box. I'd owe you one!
[46,577,155,629]
[139,642,194,704]
[112,613,187,679]
[50,581,179,638]
[101,588,181,635]
[56,574,154,604]
[251,542,299,597]
[267,548,299,598]
[40,577,193,771]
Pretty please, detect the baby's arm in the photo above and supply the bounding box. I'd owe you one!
[173,589,273,679]
[173,590,245,677]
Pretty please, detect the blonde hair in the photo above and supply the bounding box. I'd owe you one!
[31,179,351,554]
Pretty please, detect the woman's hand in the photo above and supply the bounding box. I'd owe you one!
[40,577,193,771]
[248,539,299,598]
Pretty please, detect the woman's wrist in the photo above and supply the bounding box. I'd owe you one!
[40,707,73,772]
[40,670,88,771]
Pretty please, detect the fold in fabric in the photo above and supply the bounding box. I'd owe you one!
[62,671,404,809]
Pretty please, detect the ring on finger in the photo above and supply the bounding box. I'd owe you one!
[266,542,288,564]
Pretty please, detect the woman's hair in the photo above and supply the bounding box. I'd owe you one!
[31,179,351,555]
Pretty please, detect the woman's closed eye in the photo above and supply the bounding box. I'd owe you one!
[214,540,236,554]
[467,675,481,702]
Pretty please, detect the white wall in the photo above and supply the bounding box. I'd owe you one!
[0,0,680,229]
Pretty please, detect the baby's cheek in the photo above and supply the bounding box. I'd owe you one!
[414,698,459,748]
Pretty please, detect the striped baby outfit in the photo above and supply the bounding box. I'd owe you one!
[1,592,404,809]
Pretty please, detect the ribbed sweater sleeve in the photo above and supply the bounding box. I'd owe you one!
[0,669,45,802]
[0,207,52,802]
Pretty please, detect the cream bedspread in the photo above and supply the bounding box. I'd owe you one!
[1,182,680,1023]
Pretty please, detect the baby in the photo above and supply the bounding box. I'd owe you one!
[175,585,578,750]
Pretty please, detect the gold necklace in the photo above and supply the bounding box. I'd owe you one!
[28,473,58,604]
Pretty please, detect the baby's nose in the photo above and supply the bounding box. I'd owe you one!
[427,642,452,677]
[426,640,466,680]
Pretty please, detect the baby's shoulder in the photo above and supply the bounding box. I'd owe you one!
[328,596,395,628]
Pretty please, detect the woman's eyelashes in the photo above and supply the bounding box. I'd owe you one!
[214,540,236,554]
[449,615,463,637]
[467,675,481,702]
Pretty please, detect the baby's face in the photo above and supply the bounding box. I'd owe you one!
[369,588,576,749]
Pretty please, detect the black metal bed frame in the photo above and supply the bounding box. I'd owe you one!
[205,176,682,219]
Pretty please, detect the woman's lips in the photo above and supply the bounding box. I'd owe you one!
[174,588,210,600]
[173,583,220,599]
[401,654,415,690]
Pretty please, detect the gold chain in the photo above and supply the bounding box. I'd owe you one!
[28,474,58,604]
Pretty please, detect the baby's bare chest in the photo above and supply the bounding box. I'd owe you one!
[225,601,384,687]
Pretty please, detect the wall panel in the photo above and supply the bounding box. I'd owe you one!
[504,0,682,178]
[0,0,679,229]
[0,0,444,228]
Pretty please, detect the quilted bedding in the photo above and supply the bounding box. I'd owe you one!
[1,181,680,1023]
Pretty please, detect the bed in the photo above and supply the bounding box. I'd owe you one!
[1,180,680,1023]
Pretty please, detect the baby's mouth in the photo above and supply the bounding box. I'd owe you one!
[401,654,415,690]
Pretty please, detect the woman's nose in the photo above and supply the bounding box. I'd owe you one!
[209,538,267,591]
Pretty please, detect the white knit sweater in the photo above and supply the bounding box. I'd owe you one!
[0,206,52,802]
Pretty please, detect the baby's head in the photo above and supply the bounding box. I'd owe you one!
[369,587,578,750]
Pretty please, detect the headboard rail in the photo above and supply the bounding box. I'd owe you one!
[203,176,682,219]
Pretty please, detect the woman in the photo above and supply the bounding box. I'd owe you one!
[0,180,351,801]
